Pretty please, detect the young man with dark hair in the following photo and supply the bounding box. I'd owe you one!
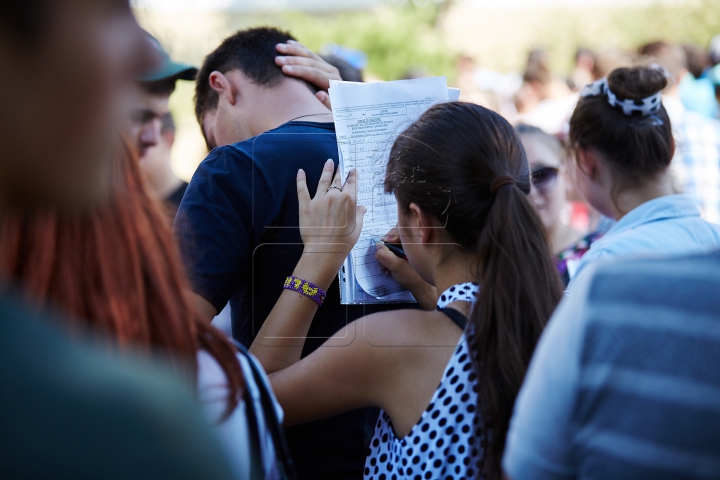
[0,1,233,477]
[126,32,196,207]
[176,26,405,479]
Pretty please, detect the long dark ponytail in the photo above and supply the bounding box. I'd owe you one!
[385,102,564,479]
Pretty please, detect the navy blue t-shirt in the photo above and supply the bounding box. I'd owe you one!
[176,121,405,479]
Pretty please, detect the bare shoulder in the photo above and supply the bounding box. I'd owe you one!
[361,308,464,347]
[310,308,465,375]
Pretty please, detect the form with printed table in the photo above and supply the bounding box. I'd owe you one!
[329,77,459,304]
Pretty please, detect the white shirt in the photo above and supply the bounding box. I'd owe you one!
[568,194,720,291]
[198,349,283,480]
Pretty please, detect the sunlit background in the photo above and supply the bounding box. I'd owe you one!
[131,0,720,181]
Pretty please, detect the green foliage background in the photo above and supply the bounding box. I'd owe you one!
[142,0,720,81]
[134,0,720,178]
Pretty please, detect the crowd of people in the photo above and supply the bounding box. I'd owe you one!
[2,1,720,479]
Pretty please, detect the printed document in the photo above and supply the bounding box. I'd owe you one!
[329,77,452,304]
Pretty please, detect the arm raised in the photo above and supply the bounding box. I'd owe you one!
[249,160,365,373]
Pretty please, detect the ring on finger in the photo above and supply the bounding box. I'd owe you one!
[327,184,342,192]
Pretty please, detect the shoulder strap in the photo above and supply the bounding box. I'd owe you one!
[232,340,297,480]
[437,307,468,331]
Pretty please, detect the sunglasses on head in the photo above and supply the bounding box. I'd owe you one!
[531,166,559,193]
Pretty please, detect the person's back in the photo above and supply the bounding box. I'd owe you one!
[0,293,234,479]
[178,26,406,478]
[504,252,720,479]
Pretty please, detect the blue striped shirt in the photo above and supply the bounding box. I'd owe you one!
[504,252,720,479]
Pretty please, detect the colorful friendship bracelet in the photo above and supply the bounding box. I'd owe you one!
[283,276,327,306]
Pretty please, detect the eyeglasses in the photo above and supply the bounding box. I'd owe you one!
[531,166,559,193]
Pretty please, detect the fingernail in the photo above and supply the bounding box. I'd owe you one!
[276,43,287,50]
[276,56,286,64]
[284,65,294,72]
[297,168,305,178]
[326,159,334,165]
[287,40,298,44]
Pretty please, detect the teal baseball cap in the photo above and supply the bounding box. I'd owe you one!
[138,31,197,83]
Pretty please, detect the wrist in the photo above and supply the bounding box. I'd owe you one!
[294,249,347,292]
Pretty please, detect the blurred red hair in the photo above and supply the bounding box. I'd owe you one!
[0,138,243,418]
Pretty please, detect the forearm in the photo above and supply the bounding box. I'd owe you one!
[249,249,345,374]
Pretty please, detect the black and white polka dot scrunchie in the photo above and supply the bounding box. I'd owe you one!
[580,77,663,117]
[436,282,479,309]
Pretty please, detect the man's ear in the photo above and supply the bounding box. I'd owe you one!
[208,71,236,106]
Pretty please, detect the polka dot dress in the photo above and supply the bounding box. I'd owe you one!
[364,304,486,480]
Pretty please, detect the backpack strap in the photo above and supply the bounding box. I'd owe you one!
[233,340,297,480]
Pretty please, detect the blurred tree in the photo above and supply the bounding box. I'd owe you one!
[216,1,457,81]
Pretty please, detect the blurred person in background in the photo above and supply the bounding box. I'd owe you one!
[178,27,405,480]
[592,47,633,80]
[516,49,576,135]
[0,138,289,480]
[0,0,236,477]
[565,66,720,290]
[140,111,188,217]
[517,125,603,285]
[710,34,720,66]
[712,65,720,115]
[126,32,196,207]
[456,54,501,111]
[678,43,718,118]
[639,41,720,224]
[570,48,595,92]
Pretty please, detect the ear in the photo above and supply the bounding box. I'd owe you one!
[577,147,600,181]
[208,71,236,106]
[408,203,440,244]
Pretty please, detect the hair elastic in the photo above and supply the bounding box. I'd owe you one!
[580,77,662,117]
[490,175,516,195]
[283,276,327,306]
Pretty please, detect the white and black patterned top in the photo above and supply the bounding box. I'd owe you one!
[364,284,486,480]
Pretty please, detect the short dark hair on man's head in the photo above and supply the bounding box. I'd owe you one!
[195,27,300,123]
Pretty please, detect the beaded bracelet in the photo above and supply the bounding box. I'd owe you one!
[283,276,327,306]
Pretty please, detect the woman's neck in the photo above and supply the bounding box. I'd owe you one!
[431,253,480,298]
[611,171,674,220]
